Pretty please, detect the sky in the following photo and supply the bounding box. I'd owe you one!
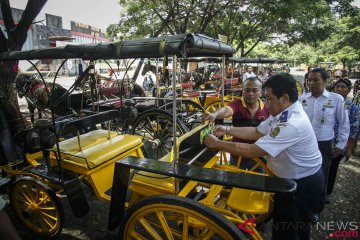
[10,0,122,31]
[9,0,360,32]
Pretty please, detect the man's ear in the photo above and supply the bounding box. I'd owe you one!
[281,94,290,103]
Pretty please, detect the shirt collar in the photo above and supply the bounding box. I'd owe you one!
[310,89,329,98]
[240,97,264,110]
[273,102,299,122]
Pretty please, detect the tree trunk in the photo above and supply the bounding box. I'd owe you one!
[0,61,25,133]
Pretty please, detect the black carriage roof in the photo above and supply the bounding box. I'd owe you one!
[229,57,290,64]
[0,33,234,61]
[177,56,290,64]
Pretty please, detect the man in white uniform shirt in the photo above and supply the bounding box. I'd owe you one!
[204,74,323,240]
[298,68,349,222]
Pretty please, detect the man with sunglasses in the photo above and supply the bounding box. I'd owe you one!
[201,77,269,169]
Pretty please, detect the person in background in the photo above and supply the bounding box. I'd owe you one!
[242,66,256,81]
[269,68,277,77]
[327,78,359,203]
[201,77,269,170]
[0,196,21,240]
[257,67,269,84]
[303,66,313,93]
[204,73,323,240]
[298,68,349,223]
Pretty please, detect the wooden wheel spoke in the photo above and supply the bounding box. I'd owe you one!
[139,217,163,240]
[202,230,216,240]
[38,206,56,211]
[249,162,261,171]
[156,211,174,240]
[22,185,35,202]
[17,194,32,205]
[41,213,57,229]
[129,231,148,240]
[182,214,189,240]
[39,210,58,222]
[37,195,50,205]
[138,122,156,139]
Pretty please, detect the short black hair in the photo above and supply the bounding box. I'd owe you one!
[263,73,298,103]
[243,76,262,85]
[310,68,329,81]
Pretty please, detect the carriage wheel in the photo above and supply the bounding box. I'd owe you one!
[204,100,230,112]
[161,100,205,130]
[9,176,64,238]
[131,109,188,159]
[296,80,303,95]
[120,195,245,239]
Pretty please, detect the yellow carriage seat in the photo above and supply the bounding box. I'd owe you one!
[53,129,143,169]
[226,188,271,214]
[129,154,175,197]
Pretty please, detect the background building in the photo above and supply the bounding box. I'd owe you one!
[0,7,110,74]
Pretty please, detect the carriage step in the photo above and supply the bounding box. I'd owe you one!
[63,178,89,217]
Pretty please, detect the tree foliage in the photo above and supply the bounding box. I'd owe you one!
[108,0,340,57]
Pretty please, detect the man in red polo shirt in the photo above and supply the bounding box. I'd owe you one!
[201,77,269,169]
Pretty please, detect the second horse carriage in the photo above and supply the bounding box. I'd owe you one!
[0,33,297,239]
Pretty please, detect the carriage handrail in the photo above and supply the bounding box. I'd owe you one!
[0,33,234,61]
[108,156,297,230]
[59,109,120,136]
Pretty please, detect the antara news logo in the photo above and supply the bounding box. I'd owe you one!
[316,221,359,238]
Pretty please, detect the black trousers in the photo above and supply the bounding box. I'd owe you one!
[315,140,332,212]
[272,169,324,240]
[327,154,344,195]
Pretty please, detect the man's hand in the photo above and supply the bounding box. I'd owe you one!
[212,125,226,137]
[201,112,216,124]
[344,147,352,161]
[333,147,342,159]
[204,134,219,149]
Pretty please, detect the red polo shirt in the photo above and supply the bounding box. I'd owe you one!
[226,97,269,143]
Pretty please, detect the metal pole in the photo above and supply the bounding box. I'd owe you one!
[172,55,179,195]
[155,58,159,106]
[221,55,226,165]
[221,55,225,107]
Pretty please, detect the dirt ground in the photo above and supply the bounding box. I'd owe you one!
[1,149,359,239]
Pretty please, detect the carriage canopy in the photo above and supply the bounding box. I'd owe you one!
[0,33,235,61]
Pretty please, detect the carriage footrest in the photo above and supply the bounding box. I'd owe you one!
[63,178,89,217]
[227,188,270,214]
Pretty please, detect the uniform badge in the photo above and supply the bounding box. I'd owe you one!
[279,111,288,123]
[301,99,307,106]
[270,127,280,138]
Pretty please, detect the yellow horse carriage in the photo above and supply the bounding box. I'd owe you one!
[0,33,296,239]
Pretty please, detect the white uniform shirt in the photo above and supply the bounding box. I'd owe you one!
[298,90,349,150]
[255,102,322,179]
[242,72,256,81]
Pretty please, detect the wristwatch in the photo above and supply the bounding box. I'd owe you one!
[225,126,230,134]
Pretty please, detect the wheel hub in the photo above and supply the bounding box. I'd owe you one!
[22,203,38,220]
[150,139,162,148]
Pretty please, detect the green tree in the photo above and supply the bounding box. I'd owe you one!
[109,0,338,57]
[0,0,47,132]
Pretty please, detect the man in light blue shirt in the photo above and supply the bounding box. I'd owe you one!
[298,68,349,222]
